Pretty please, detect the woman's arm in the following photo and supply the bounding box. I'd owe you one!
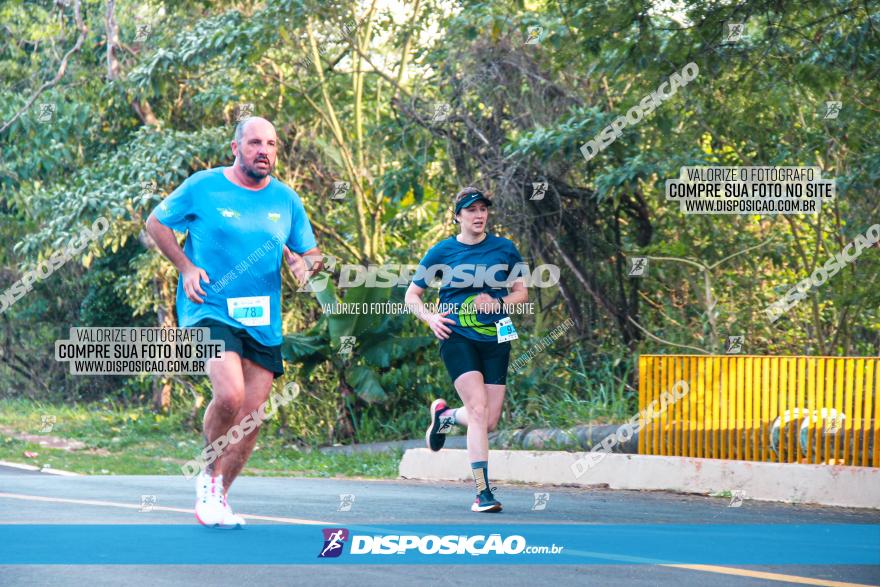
[472,279,528,313]
[501,279,528,306]
[405,282,456,340]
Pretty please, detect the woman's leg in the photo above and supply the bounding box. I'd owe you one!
[485,384,506,431]
[433,335,505,510]
[451,384,503,430]
[452,371,489,462]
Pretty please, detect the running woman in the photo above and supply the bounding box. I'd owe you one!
[146,116,322,527]
[405,187,528,512]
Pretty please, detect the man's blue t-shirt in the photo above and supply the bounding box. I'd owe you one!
[411,233,525,342]
[151,167,316,347]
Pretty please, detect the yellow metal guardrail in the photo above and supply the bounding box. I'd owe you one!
[638,355,879,466]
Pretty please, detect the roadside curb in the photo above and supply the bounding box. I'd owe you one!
[399,449,880,509]
[0,460,81,476]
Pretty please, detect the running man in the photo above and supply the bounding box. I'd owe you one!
[145,116,322,527]
[405,187,528,512]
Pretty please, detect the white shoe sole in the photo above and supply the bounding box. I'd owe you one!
[425,399,447,450]
[196,511,243,529]
[194,508,224,527]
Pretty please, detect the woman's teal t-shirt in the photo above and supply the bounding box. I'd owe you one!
[412,233,525,342]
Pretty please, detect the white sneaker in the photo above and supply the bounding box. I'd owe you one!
[194,472,225,526]
[221,500,246,527]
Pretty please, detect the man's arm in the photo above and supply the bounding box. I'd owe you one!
[283,246,324,286]
[145,214,209,303]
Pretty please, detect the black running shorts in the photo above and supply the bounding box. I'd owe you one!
[439,331,511,385]
[192,318,284,379]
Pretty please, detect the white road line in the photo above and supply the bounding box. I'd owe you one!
[663,564,879,587]
[0,461,80,476]
[0,492,337,525]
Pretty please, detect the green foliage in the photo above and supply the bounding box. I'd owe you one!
[0,397,400,478]
[283,282,435,405]
[0,0,876,450]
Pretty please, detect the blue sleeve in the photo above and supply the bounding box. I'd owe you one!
[411,243,443,289]
[152,175,195,233]
[509,241,525,271]
[508,241,528,284]
[286,192,317,253]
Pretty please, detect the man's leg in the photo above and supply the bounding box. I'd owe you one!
[219,357,274,494]
[203,351,245,477]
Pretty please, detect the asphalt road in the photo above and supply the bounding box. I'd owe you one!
[0,465,878,586]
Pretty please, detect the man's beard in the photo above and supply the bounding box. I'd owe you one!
[241,158,273,179]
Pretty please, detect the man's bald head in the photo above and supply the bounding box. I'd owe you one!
[231,116,278,181]
[234,116,276,145]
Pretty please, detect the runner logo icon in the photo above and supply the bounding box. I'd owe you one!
[319,528,349,558]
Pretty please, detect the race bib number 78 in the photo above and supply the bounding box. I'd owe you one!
[227,296,270,327]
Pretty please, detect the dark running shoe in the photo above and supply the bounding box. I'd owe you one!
[425,398,455,451]
[471,487,502,513]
